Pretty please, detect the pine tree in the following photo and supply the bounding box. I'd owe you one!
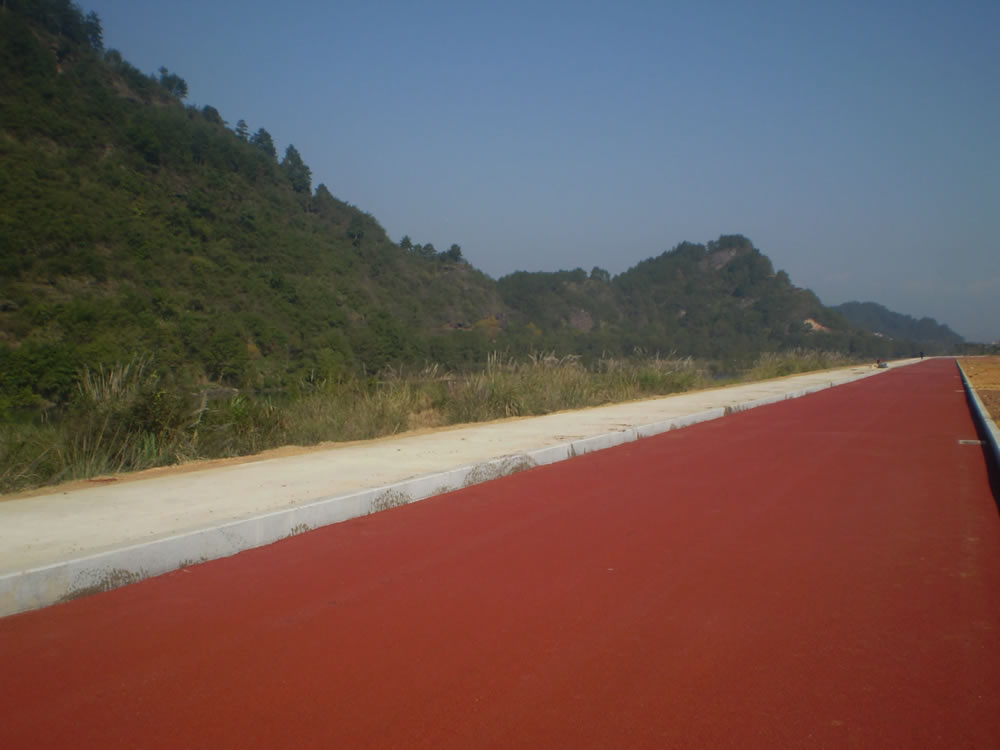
[281,144,312,194]
[250,128,277,160]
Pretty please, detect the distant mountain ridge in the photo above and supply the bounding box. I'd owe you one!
[0,1,952,411]
[496,236,853,359]
[831,302,964,351]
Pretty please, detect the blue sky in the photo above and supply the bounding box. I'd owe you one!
[90,0,999,342]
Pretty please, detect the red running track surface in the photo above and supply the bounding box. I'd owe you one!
[2,359,999,748]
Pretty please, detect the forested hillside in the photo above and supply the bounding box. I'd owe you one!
[0,0,933,415]
[495,236,926,360]
[0,0,508,410]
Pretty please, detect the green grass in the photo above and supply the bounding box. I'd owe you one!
[0,350,858,494]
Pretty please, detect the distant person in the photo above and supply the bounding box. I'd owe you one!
[920,351,924,360]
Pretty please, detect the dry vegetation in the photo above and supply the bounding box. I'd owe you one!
[960,356,1000,422]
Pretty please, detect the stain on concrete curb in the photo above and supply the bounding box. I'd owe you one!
[370,489,414,513]
[61,568,146,603]
[464,455,537,487]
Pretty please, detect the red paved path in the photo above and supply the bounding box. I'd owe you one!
[2,359,999,748]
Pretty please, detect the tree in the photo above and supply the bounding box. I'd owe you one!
[234,119,249,141]
[83,11,103,51]
[312,183,335,215]
[280,144,311,193]
[441,244,463,263]
[157,66,188,99]
[590,266,611,283]
[400,235,413,252]
[201,105,223,126]
[250,128,276,159]
[347,216,366,248]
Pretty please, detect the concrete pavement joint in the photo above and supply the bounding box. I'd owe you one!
[0,361,910,617]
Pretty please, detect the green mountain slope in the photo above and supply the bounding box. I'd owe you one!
[0,1,931,414]
[497,236,896,360]
[610,236,840,357]
[0,1,507,409]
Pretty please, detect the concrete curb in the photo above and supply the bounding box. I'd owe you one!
[0,368,883,618]
[957,361,1000,473]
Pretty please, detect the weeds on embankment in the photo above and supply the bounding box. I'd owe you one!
[1,350,853,494]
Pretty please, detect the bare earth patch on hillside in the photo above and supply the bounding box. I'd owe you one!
[960,356,1000,422]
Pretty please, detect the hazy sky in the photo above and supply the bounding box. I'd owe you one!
[90,0,998,342]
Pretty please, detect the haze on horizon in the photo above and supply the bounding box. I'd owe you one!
[90,0,999,343]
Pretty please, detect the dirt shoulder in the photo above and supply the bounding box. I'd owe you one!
[960,356,1000,423]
